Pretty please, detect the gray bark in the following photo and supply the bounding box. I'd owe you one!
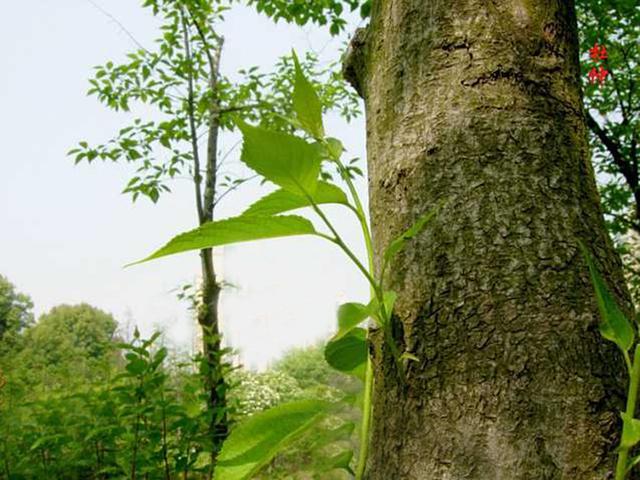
[347,1,634,478]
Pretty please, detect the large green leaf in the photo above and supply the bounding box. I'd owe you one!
[579,241,635,352]
[243,182,349,217]
[313,450,355,476]
[324,328,368,380]
[334,302,370,340]
[215,400,331,480]
[292,51,324,139]
[238,121,321,195]
[131,215,317,265]
[310,421,355,449]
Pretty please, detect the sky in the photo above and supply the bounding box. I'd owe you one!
[0,1,368,369]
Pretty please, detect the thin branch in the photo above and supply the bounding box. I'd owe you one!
[180,8,204,223]
[587,111,636,188]
[85,0,148,52]
[216,140,242,174]
[213,175,258,208]
[607,211,640,234]
[604,56,631,127]
[185,9,224,222]
[217,102,268,115]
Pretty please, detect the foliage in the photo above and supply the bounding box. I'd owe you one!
[69,3,359,204]
[1,303,118,398]
[230,369,303,417]
[0,274,33,349]
[70,0,361,465]
[580,242,640,479]
[0,307,359,479]
[577,1,640,302]
[137,50,435,479]
[216,399,332,480]
[247,0,370,35]
[0,324,216,479]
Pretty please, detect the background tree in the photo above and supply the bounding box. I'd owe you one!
[3,303,118,393]
[70,0,359,464]
[0,275,33,348]
[576,0,640,304]
[344,0,632,477]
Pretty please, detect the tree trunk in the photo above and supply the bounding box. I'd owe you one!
[347,1,633,478]
[198,36,229,470]
[198,249,228,463]
[181,9,229,467]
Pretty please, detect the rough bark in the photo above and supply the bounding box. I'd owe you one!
[198,37,230,468]
[348,1,634,478]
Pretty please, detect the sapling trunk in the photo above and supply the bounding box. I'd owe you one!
[181,9,229,468]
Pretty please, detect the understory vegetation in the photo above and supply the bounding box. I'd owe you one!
[0,279,359,478]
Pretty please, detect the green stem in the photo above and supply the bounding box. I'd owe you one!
[333,160,377,480]
[357,356,374,479]
[315,146,384,478]
[307,195,378,291]
[616,345,640,480]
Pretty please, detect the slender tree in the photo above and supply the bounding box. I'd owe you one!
[344,1,632,477]
[71,0,359,466]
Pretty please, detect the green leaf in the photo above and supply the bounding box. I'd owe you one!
[310,422,355,449]
[325,138,344,160]
[369,290,397,325]
[324,328,368,380]
[215,400,331,480]
[383,209,436,268]
[382,290,397,323]
[130,215,317,265]
[243,182,349,217]
[579,241,635,352]
[334,302,369,340]
[314,450,355,475]
[125,357,148,375]
[621,412,640,448]
[292,51,324,138]
[238,121,321,195]
[400,352,420,362]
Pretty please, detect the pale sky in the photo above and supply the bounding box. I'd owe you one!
[0,1,368,369]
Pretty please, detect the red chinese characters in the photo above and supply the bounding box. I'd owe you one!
[587,42,609,86]
[588,66,609,86]
[589,43,608,61]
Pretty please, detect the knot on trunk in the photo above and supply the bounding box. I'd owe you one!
[342,26,368,99]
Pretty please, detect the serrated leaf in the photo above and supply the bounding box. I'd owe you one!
[621,412,640,448]
[243,182,349,217]
[130,215,317,265]
[238,121,321,195]
[324,328,368,380]
[215,400,331,480]
[579,241,635,352]
[292,51,324,138]
[334,302,370,340]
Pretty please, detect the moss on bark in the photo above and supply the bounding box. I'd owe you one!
[352,1,634,478]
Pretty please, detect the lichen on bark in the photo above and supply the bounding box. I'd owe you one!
[352,1,634,478]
